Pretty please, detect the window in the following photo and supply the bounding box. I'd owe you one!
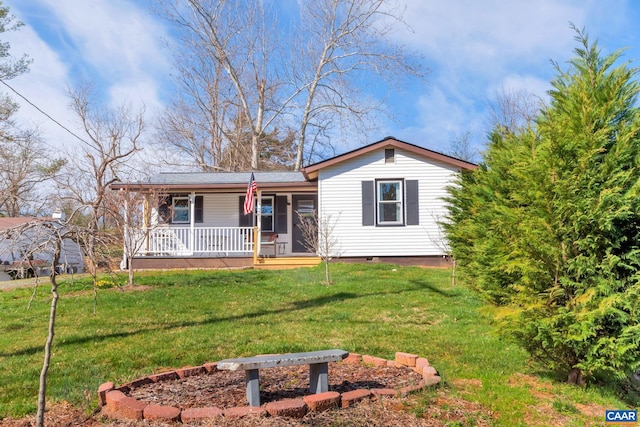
[296,199,315,218]
[194,196,203,223]
[362,179,418,227]
[172,196,190,223]
[260,196,274,232]
[377,180,403,225]
[239,195,288,232]
[385,148,395,163]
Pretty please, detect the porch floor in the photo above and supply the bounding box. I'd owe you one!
[131,255,321,271]
[253,256,322,270]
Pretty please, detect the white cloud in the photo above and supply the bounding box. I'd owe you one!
[385,0,624,153]
[398,0,588,69]
[0,17,75,149]
[491,74,551,100]
[2,0,171,152]
[26,0,171,104]
[393,87,482,153]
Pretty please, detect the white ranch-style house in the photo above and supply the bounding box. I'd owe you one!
[111,137,476,270]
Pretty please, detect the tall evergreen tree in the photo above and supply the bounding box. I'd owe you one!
[444,29,640,384]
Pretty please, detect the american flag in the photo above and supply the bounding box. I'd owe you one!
[243,173,257,215]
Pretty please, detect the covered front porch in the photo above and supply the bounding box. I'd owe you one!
[131,225,302,258]
[114,171,321,270]
[128,226,321,270]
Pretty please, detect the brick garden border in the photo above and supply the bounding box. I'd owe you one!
[98,351,441,423]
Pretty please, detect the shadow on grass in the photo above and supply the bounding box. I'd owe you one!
[1,293,361,358]
[409,279,459,297]
[0,279,462,358]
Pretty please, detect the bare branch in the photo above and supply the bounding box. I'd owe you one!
[295,209,341,284]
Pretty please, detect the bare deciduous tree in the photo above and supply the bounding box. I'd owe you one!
[296,210,340,284]
[58,85,144,297]
[0,122,66,216]
[290,0,426,169]
[105,186,168,287]
[154,52,233,171]
[0,5,62,217]
[0,218,81,427]
[157,0,277,170]
[155,0,426,171]
[487,87,543,135]
[448,130,479,164]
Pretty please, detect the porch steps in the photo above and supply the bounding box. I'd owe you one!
[254,256,321,270]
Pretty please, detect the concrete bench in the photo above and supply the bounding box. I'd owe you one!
[217,349,348,406]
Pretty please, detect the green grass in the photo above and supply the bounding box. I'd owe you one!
[0,264,634,425]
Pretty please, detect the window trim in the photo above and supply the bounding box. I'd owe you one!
[376,179,404,226]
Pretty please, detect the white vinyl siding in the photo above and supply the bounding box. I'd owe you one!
[318,147,459,257]
[201,193,243,227]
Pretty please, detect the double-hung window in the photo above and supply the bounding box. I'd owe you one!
[260,196,274,232]
[377,180,403,225]
[172,196,190,223]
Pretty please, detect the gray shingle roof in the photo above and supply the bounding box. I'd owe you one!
[145,171,307,185]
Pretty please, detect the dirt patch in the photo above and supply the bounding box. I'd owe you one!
[63,284,154,298]
[451,378,483,395]
[507,373,607,425]
[509,373,554,400]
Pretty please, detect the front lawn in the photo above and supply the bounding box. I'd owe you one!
[0,263,632,425]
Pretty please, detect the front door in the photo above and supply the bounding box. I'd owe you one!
[292,195,317,253]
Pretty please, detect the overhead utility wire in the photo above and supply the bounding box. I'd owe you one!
[0,77,151,177]
[0,77,89,145]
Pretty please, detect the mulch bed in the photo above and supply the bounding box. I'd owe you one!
[128,361,425,409]
[0,361,494,426]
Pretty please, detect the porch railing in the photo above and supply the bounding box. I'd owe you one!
[133,226,255,256]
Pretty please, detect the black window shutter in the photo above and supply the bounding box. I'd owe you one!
[158,195,172,223]
[194,196,204,223]
[406,180,419,225]
[362,181,375,226]
[239,196,253,227]
[275,196,288,234]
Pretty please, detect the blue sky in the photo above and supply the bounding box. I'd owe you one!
[3,0,639,168]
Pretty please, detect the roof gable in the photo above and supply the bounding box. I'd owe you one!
[110,137,477,191]
[302,136,477,180]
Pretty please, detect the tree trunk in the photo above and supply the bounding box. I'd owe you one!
[128,261,135,287]
[324,260,330,285]
[36,244,61,427]
[451,258,457,287]
[567,367,586,386]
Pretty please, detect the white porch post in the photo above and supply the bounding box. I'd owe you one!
[143,194,150,253]
[189,192,195,253]
[256,190,262,254]
[121,190,128,269]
